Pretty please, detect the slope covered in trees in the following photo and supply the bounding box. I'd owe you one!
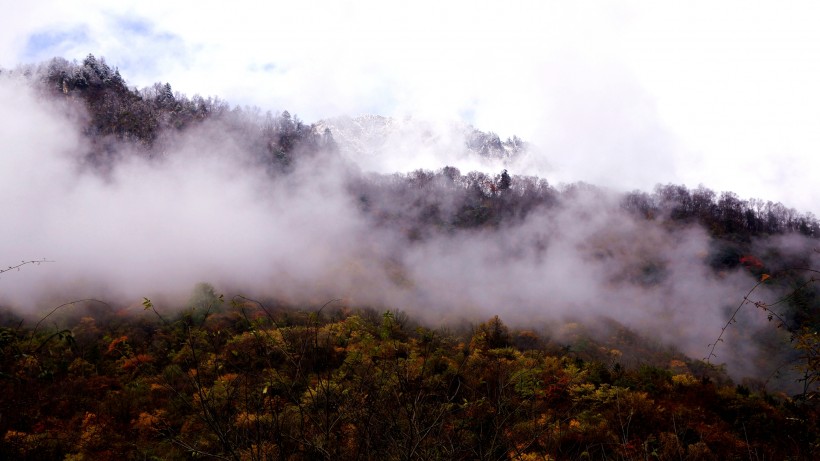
[16,54,331,174]
[1,55,820,459]
[1,296,818,460]
[9,55,819,242]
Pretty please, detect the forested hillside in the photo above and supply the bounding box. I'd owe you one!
[1,55,819,459]
[1,295,818,460]
[11,55,819,241]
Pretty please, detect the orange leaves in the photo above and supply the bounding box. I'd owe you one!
[121,353,154,372]
[134,410,165,436]
[107,334,153,372]
[106,335,128,355]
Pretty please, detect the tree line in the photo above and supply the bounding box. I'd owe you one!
[10,54,817,243]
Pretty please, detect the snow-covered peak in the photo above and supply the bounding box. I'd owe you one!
[313,115,526,174]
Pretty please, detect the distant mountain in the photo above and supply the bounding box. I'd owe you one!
[314,115,527,172]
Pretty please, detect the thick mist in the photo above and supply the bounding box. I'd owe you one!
[0,75,800,384]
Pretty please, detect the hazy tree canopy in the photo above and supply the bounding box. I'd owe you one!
[29,55,324,173]
[624,184,818,239]
[14,55,818,243]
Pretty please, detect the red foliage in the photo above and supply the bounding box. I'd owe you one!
[740,255,764,269]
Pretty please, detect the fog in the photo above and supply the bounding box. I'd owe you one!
[1,74,805,385]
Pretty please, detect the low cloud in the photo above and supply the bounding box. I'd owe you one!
[1,75,795,387]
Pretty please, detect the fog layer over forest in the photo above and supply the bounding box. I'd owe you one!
[1,57,818,387]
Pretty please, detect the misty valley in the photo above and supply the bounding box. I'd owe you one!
[0,55,818,460]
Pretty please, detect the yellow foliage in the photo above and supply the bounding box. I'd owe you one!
[17,355,39,377]
[672,373,699,387]
[79,412,104,449]
[514,453,554,460]
[569,382,597,397]
[4,430,36,444]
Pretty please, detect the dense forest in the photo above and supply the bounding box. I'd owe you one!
[1,55,819,459]
[1,292,818,460]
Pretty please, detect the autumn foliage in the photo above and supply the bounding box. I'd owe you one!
[1,54,819,459]
[0,298,818,460]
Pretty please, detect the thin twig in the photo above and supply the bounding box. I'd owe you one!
[0,258,54,276]
[705,268,820,364]
[29,298,111,338]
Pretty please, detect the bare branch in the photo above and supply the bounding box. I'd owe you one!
[0,258,54,276]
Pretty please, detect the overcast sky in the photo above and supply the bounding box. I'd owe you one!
[3,1,820,214]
